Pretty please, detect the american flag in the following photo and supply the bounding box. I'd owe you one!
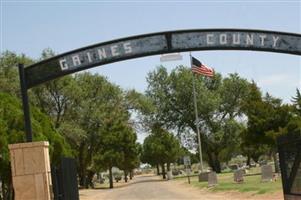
[191,57,214,77]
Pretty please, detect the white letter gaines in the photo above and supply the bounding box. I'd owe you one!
[111,45,120,56]
[72,55,81,67]
[123,42,133,54]
[59,58,69,71]
[97,48,107,59]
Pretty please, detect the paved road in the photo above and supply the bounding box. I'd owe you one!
[80,175,206,200]
[79,174,283,200]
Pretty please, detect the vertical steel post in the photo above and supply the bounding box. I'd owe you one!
[190,53,204,172]
[18,63,33,142]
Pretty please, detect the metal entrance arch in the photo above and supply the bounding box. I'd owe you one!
[24,29,301,88]
[18,28,301,200]
[18,28,301,142]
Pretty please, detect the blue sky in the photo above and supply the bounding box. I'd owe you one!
[1,0,300,102]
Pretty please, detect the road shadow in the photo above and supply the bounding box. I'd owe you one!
[92,175,167,190]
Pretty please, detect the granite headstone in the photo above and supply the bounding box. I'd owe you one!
[208,171,218,186]
[234,169,244,183]
[199,172,209,182]
[261,165,273,182]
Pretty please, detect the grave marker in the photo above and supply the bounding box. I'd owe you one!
[261,165,273,182]
[234,169,244,183]
[199,172,209,182]
[208,171,218,186]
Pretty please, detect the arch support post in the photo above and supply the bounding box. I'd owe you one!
[9,141,52,200]
[18,63,33,142]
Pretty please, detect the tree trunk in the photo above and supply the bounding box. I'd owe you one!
[109,167,113,189]
[167,162,170,171]
[1,181,6,200]
[252,154,260,163]
[161,164,166,179]
[79,169,86,187]
[129,171,133,180]
[86,170,94,189]
[246,154,251,167]
[55,110,61,129]
[2,176,14,200]
[214,158,221,173]
[1,179,4,200]
[78,142,86,187]
[156,164,160,175]
[273,151,280,173]
[207,151,213,170]
[207,151,221,173]
[124,171,128,182]
[9,178,14,200]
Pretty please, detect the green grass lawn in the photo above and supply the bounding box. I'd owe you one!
[175,173,283,195]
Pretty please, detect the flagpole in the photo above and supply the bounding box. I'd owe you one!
[190,52,204,172]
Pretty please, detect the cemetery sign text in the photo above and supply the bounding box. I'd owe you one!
[24,29,301,88]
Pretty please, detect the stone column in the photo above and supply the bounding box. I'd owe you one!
[9,141,52,200]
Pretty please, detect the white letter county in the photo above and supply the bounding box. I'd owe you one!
[272,36,280,47]
[207,34,214,45]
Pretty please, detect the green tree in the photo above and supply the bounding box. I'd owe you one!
[292,88,301,116]
[31,49,77,128]
[241,81,267,164]
[93,105,135,188]
[31,76,76,128]
[242,82,292,171]
[144,66,249,172]
[141,124,181,179]
[118,139,140,182]
[0,51,34,96]
[70,72,124,188]
[0,49,143,193]
[276,89,301,141]
[0,92,71,200]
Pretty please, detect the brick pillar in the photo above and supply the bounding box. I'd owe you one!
[9,141,52,200]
